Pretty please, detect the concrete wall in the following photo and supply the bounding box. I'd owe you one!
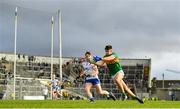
[155,89,180,100]
[0,53,72,64]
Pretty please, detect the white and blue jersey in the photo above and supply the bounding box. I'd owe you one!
[81,61,100,85]
[51,79,60,91]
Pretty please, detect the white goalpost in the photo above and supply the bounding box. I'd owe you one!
[10,7,63,100]
[50,16,54,100]
[58,10,63,84]
[13,7,18,100]
[11,6,64,100]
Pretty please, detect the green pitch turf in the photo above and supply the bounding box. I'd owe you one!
[0,100,180,108]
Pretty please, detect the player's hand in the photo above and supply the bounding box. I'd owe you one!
[94,56,102,62]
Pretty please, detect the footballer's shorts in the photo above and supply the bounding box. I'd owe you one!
[52,86,60,91]
[85,77,100,86]
[111,70,125,79]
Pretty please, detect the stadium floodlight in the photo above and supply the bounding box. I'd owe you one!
[13,7,18,100]
[58,10,63,83]
[50,16,54,100]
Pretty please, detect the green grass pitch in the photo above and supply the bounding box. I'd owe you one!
[0,100,180,108]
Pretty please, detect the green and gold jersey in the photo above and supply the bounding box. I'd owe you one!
[103,52,123,76]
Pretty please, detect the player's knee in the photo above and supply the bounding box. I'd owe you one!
[114,78,122,83]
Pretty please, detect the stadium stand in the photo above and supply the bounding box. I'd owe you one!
[0,53,151,100]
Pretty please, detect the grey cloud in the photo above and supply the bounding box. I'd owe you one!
[1,0,180,57]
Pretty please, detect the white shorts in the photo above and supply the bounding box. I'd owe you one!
[111,70,124,79]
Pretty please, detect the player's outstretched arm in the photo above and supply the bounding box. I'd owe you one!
[95,60,105,67]
[102,55,116,62]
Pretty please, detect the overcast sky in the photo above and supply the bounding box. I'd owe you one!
[0,0,180,80]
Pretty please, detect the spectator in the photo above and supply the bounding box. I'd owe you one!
[42,85,49,100]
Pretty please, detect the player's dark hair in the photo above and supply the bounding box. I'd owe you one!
[85,51,91,55]
[105,45,112,50]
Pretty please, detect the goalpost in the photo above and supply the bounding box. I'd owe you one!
[13,7,17,100]
[11,6,63,100]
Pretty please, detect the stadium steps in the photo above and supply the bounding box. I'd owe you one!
[66,87,86,97]
[61,88,87,100]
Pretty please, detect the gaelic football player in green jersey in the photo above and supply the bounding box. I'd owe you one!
[96,45,144,104]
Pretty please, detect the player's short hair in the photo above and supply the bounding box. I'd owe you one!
[85,51,91,55]
[105,45,112,50]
